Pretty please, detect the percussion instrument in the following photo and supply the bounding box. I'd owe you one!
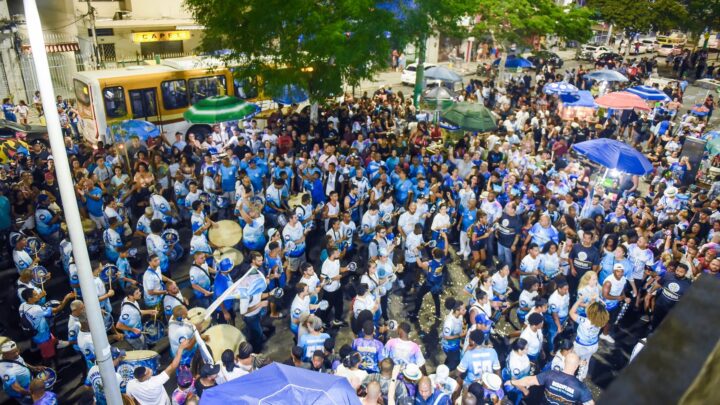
[42,300,61,310]
[82,218,95,233]
[48,202,61,214]
[117,350,160,390]
[277,214,288,227]
[426,239,437,248]
[317,300,329,311]
[316,201,324,209]
[128,248,138,258]
[161,229,180,245]
[143,320,166,344]
[31,266,49,287]
[304,220,315,231]
[288,192,309,210]
[209,220,242,247]
[199,192,211,205]
[284,241,297,253]
[9,232,22,248]
[33,368,57,389]
[387,319,398,331]
[204,325,246,363]
[212,247,244,268]
[358,224,371,237]
[99,264,120,283]
[187,307,211,332]
[25,237,42,257]
[270,287,284,299]
[346,262,358,272]
[382,213,392,223]
[216,196,229,209]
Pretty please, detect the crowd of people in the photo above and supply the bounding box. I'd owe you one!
[0,51,718,405]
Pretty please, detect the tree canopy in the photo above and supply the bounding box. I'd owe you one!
[587,0,688,37]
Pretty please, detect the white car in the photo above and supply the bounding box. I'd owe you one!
[657,44,683,57]
[401,63,438,86]
[591,46,613,59]
[578,44,612,60]
[635,39,657,53]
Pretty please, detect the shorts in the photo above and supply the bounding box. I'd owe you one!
[573,341,598,361]
[89,214,108,230]
[38,335,57,359]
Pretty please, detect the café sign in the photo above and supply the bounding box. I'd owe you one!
[132,30,191,43]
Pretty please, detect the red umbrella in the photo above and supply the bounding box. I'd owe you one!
[594,91,651,111]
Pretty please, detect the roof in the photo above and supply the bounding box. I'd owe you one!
[73,57,227,81]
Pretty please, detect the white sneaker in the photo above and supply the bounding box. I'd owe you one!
[599,333,615,344]
[640,315,650,323]
[56,340,70,349]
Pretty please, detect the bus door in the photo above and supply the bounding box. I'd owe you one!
[128,88,160,122]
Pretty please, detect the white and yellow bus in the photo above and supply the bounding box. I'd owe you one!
[72,57,243,144]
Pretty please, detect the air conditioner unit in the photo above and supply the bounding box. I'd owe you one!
[113,11,132,20]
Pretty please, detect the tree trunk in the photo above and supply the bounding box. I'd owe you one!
[413,36,427,108]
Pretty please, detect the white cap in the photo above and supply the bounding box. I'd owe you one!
[1,340,17,353]
[482,373,502,391]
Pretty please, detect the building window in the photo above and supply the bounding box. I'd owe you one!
[161,79,188,110]
[99,43,116,62]
[188,76,226,105]
[103,86,126,118]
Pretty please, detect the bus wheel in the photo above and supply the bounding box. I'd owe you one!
[186,124,212,141]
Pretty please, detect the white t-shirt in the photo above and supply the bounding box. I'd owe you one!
[126,372,171,405]
[321,259,341,292]
[520,326,543,357]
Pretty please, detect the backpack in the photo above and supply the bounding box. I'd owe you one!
[19,310,37,337]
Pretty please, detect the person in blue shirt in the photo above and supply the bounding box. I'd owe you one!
[410,241,448,322]
[394,170,412,207]
[298,316,330,362]
[213,257,237,325]
[245,159,265,194]
[34,195,61,243]
[456,329,501,386]
[79,178,107,230]
[19,289,75,368]
[0,340,39,403]
[2,98,16,122]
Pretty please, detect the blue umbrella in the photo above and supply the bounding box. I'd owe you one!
[424,66,463,82]
[560,90,597,107]
[572,138,653,175]
[112,120,160,143]
[625,85,671,102]
[200,362,361,405]
[272,84,309,105]
[492,55,534,69]
[585,69,628,82]
[543,81,579,96]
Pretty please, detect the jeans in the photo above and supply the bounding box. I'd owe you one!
[497,243,513,267]
[544,314,566,353]
[414,284,441,317]
[323,289,344,322]
[444,349,461,370]
[243,312,264,352]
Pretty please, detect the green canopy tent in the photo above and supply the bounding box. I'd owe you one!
[421,86,457,111]
[183,96,261,124]
[441,102,497,132]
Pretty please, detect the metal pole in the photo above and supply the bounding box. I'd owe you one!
[22,1,123,404]
[86,0,101,68]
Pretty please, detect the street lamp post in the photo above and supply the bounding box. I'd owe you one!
[22,1,123,404]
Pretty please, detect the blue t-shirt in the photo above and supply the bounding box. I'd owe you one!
[219,164,239,192]
[298,332,330,362]
[85,187,104,217]
[458,347,500,384]
[536,370,592,404]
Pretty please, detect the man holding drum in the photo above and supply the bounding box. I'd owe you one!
[126,339,192,405]
[116,284,158,350]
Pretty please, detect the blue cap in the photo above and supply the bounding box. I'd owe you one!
[218,257,235,272]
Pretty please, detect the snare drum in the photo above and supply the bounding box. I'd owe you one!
[117,350,160,390]
[143,320,166,344]
[31,266,49,286]
[161,229,180,245]
[99,264,120,283]
[33,368,57,389]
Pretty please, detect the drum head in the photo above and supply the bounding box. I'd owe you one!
[100,264,119,283]
[188,307,211,332]
[35,368,56,389]
[123,350,159,361]
[162,229,180,244]
[427,239,437,248]
[212,247,244,268]
[26,238,41,255]
[209,220,242,248]
[347,262,358,272]
[271,287,284,299]
[31,266,48,285]
[205,325,246,363]
[82,218,95,232]
[317,300,329,311]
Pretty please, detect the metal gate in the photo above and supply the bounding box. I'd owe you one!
[18,51,88,103]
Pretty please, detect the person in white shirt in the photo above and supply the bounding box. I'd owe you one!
[321,247,352,327]
[520,313,544,365]
[126,339,191,405]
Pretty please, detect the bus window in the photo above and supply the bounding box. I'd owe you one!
[161,79,188,110]
[103,86,126,118]
[74,79,90,106]
[188,76,227,105]
[128,88,158,119]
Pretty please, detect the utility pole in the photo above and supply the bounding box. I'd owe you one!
[86,0,101,68]
[23,1,122,404]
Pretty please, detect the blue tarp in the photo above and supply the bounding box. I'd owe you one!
[492,55,534,69]
[560,90,597,108]
[572,138,653,175]
[199,363,362,405]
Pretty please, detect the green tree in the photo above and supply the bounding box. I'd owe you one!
[683,0,720,47]
[184,0,402,100]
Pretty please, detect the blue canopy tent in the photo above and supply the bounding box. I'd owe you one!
[625,85,671,102]
[558,90,597,121]
[200,363,361,405]
[572,138,653,175]
[272,84,309,105]
[585,69,628,82]
[543,81,579,96]
[560,90,597,107]
[492,55,534,69]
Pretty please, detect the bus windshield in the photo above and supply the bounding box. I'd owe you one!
[74,79,91,106]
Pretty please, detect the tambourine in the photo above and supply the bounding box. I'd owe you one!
[426,239,437,248]
[277,214,288,227]
[382,213,392,222]
[358,224,370,237]
[161,229,180,245]
[42,300,61,310]
[216,196,229,209]
[346,262,358,272]
[34,368,57,389]
[387,319,398,331]
[285,241,297,252]
[31,266,49,286]
[100,264,120,283]
[317,300,329,311]
[270,287,284,299]
[26,237,42,256]
[199,192,211,205]
[429,205,437,213]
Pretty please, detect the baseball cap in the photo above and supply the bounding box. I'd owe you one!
[200,363,220,378]
[1,340,17,353]
[267,228,278,239]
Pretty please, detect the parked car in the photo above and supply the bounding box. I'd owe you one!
[577,44,612,61]
[526,50,564,68]
[400,63,438,86]
[657,44,683,57]
[595,52,624,65]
